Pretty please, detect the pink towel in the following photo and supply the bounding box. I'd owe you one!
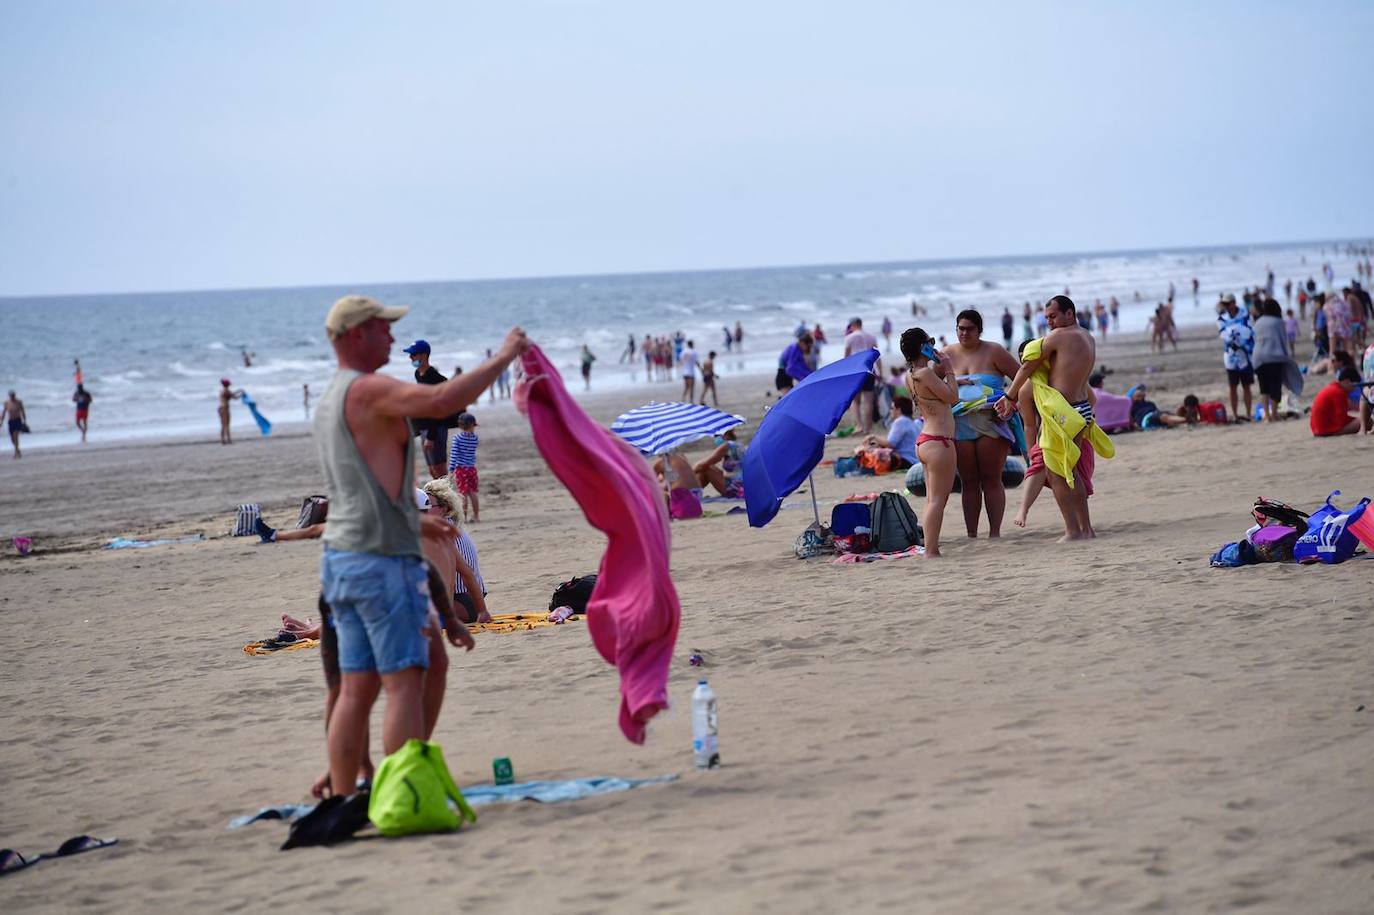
[515,346,680,743]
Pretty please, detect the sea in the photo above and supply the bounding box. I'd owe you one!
[1,240,1365,450]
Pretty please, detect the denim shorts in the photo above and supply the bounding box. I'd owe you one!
[320,549,430,675]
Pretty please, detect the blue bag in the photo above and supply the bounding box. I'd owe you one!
[1294,491,1369,565]
[833,456,861,478]
[1209,540,1256,568]
[830,502,872,538]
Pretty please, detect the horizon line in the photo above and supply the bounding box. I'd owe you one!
[3,233,1369,302]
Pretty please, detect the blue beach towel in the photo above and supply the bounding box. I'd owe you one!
[106,534,204,550]
[240,391,272,437]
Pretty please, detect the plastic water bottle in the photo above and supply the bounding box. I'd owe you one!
[691,680,720,769]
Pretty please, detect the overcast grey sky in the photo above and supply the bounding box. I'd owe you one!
[1,0,1370,296]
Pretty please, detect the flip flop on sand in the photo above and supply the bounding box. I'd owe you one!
[50,836,119,858]
[0,849,41,876]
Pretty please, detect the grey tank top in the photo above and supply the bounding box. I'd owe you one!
[314,369,421,557]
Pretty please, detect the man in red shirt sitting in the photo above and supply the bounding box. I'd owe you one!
[1310,368,1362,436]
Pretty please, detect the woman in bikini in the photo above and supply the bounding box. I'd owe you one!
[946,309,1021,539]
[900,327,960,558]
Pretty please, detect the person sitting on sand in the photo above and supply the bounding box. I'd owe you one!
[1177,394,1203,425]
[420,478,491,624]
[1127,384,1190,430]
[654,451,703,501]
[1310,368,1363,437]
[856,395,919,470]
[693,428,746,497]
[900,327,960,558]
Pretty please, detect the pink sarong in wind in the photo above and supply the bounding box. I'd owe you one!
[515,345,680,743]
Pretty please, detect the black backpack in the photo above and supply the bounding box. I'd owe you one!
[869,492,922,552]
[549,574,598,615]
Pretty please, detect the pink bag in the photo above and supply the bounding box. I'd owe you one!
[668,488,703,520]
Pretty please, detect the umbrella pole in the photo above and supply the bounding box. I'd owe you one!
[808,472,821,527]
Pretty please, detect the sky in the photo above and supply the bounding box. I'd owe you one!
[1,0,1371,297]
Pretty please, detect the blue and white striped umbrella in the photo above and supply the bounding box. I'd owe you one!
[611,402,745,455]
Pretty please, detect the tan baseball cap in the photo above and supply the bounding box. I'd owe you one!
[325,295,409,340]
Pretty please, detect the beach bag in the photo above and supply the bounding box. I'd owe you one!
[1294,491,1369,565]
[295,495,329,529]
[1251,497,1309,530]
[668,487,703,520]
[833,456,861,478]
[869,492,922,552]
[1209,540,1256,568]
[1198,401,1228,424]
[232,503,261,537]
[1250,525,1299,563]
[830,503,872,554]
[549,574,597,614]
[369,739,476,837]
[794,522,833,559]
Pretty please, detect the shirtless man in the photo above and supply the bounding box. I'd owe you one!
[997,295,1098,541]
[3,391,26,459]
[218,379,241,445]
[315,294,527,797]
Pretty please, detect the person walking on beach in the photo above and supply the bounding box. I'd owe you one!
[882,315,894,351]
[699,351,719,407]
[997,296,1100,541]
[218,378,241,445]
[72,383,93,443]
[680,340,699,402]
[404,340,451,481]
[3,390,27,459]
[1217,293,1255,423]
[314,294,526,797]
[1000,308,1014,349]
[580,344,597,391]
[844,318,881,434]
[303,384,311,419]
[900,327,959,558]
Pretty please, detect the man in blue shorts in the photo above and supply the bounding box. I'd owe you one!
[315,294,528,796]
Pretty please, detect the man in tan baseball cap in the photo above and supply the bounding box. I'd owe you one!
[312,293,528,797]
[325,294,410,340]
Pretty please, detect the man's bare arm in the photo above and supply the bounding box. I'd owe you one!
[360,327,528,420]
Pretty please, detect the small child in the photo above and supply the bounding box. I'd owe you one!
[1177,394,1202,425]
[1284,309,1299,348]
[447,412,481,522]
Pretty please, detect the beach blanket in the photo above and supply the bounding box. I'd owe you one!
[243,635,320,655]
[106,534,204,550]
[1021,338,1114,489]
[831,544,924,563]
[517,345,680,744]
[468,613,585,634]
[240,391,272,437]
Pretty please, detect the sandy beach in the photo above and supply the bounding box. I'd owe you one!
[2,330,1372,914]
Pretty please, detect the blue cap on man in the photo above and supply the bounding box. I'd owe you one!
[403,339,431,355]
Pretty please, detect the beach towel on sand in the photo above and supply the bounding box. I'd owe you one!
[1021,338,1114,489]
[467,613,585,634]
[243,635,320,655]
[516,345,680,744]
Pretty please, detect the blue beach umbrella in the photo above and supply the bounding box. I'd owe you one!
[744,348,881,528]
[611,402,745,456]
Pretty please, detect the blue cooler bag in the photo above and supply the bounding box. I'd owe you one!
[1294,491,1370,564]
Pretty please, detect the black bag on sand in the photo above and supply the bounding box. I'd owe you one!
[281,792,371,850]
[296,495,329,529]
[549,574,598,614]
[869,492,922,552]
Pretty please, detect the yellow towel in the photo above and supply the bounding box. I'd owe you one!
[1022,338,1114,488]
[467,613,584,634]
[243,637,320,656]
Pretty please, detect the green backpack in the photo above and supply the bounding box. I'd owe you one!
[368,739,477,836]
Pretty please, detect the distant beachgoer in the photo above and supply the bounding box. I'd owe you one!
[722,325,733,353]
[882,315,894,351]
[620,334,636,364]
[1310,369,1362,436]
[699,351,719,407]
[1034,306,1049,337]
[794,320,808,340]
[1284,309,1299,348]
[447,412,481,522]
[859,395,919,469]
[693,428,745,497]
[1253,299,1294,423]
[241,347,255,368]
[843,318,881,434]
[1217,293,1255,423]
[1284,278,1293,305]
[998,296,1103,541]
[1021,302,1033,343]
[1000,308,1014,348]
[3,390,27,459]
[73,383,93,443]
[679,340,699,402]
[901,327,959,558]
[496,350,511,401]
[734,321,744,350]
[947,310,1020,538]
[218,378,242,445]
[580,344,596,391]
[314,293,524,797]
[303,383,311,419]
[405,340,450,481]
[776,334,814,391]
[1109,297,1120,330]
